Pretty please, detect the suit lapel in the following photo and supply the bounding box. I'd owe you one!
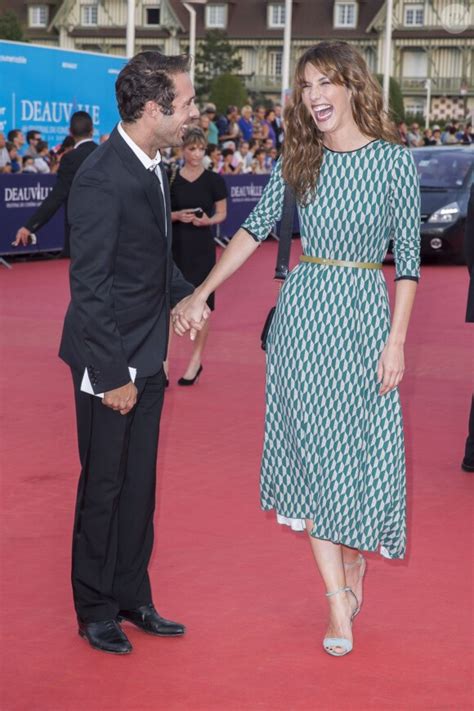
[110,128,167,242]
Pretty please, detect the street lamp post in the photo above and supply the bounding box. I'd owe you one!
[126,0,135,58]
[382,0,393,111]
[182,0,207,86]
[424,78,431,128]
[281,0,293,106]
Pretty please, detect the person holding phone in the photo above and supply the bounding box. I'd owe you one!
[168,126,228,385]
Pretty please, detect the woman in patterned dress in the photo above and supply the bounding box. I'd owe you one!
[172,42,420,656]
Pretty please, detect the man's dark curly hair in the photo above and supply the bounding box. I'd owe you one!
[116,52,190,122]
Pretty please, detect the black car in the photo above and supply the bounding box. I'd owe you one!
[411,145,474,263]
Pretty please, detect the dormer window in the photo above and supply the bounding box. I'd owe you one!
[144,7,161,26]
[29,5,49,27]
[81,2,98,26]
[334,2,358,29]
[404,3,424,27]
[268,3,286,28]
[205,4,227,29]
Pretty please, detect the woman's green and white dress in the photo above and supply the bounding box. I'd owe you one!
[242,140,420,559]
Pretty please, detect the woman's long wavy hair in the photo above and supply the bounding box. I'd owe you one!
[282,41,400,204]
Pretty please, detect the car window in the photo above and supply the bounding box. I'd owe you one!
[412,152,473,189]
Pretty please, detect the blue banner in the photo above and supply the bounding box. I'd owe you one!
[219,173,299,238]
[0,41,126,147]
[220,174,268,237]
[0,175,64,255]
[0,173,300,256]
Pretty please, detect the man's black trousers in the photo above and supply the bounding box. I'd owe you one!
[70,368,165,623]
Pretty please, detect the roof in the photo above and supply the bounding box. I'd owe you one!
[168,0,385,40]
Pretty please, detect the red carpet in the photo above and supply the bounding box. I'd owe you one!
[1,244,472,711]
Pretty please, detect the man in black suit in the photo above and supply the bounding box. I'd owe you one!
[12,111,97,256]
[59,52,205,654]
[462,184,474,472]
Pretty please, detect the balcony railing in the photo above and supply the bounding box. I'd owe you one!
[242,73,474,96]
[241,74,283,92]
[400,77,473,95]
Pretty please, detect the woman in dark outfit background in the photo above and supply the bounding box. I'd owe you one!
[167,126,227,384]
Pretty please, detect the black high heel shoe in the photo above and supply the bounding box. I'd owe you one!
[177,365,203,386]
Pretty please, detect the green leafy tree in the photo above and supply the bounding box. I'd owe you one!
[209,73,248,115]
[0,10,24,41]
[375,74,405,124]
[195,30,242,99]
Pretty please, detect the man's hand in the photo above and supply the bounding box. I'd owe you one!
[172,293,210,340]
[12,227,34,247]
[102,381,138,415]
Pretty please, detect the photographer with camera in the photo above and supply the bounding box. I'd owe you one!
[167,126,227,386]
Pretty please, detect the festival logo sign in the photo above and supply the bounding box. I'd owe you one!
[0,41,126,146]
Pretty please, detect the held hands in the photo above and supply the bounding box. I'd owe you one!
[102,381,138,416]
[377,342,405,396]
[172,293,210,341]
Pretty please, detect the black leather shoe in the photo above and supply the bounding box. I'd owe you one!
[78,619,132,654]
[461,458,474,472]
[118,604,186,636]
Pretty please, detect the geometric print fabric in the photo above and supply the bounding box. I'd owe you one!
[242,140,421,559]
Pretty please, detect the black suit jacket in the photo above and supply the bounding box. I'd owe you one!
[465,184,474,323]
[25,140,98,254]
[59,127,194,393]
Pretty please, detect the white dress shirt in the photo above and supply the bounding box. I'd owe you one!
[117,122,166,231]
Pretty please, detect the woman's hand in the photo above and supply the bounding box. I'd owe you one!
[191,214,212,227]
[172,292,210,340]
[173,209,197,223]
[377,342,405,396]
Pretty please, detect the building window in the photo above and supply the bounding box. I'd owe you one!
[29,5,49,27]
[205,4,227,29]
[268,3,285,28]
[334,2,357,28]
[144,7,161,26]
[81,4,98,26]
[402,48,427,78]
[405,102,425,116]
[404,3,424,27]
[239,48,257,75]
[268,50,283,77]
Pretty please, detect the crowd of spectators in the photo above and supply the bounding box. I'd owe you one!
[397,120,473,148]
[162,102,285,176]
[1,107,471,178]
[0,128,76,175]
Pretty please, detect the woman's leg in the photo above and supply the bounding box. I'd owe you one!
[181,318,210,380]
[342,544,366,610]
[305,521,357,653]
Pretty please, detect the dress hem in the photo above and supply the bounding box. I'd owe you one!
[268,510,404,560]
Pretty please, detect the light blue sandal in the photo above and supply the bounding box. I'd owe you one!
[344,554,367,618]
[323,586,358,657]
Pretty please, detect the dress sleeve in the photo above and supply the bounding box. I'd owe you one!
[241,158,285,242]
[390,148,421,281]
[212,172,228,201]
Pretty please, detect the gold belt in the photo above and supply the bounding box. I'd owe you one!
[300,255,383,270]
